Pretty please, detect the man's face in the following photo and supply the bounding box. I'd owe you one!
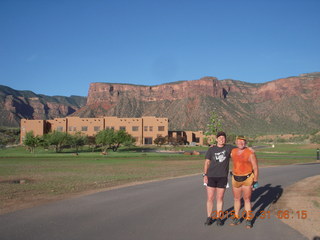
[217,136,226,146]
[236,139,246,149]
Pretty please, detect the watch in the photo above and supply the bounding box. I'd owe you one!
[202,173,207,177]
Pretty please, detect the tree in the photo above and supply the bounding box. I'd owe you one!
[46,131,68,152]
[95,129,135,152]
[205,111,223,143]
[23,131,39,153]
[95,129,116,153]
[168,135,186,146]
[87,136,98,152]
[69,132,88,154]
[154,135,167,146]
[113,129,135,151]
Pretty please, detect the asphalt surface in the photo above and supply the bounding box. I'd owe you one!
[1,163,319,240]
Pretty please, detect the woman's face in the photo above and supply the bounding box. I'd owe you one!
[217,136,226,146]
[236,139,246,149]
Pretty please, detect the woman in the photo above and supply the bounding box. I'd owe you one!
[203,131,234,226]
[230,136,259,228]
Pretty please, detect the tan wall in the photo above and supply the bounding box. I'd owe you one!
[67,117,104,136]
[142,116,168,145]
[20,119,45,143]
[20,116,169,145]
[104,117,143,145]
[48,118,67,133]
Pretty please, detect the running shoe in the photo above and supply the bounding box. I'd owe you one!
[230,217,241,226]
[204,217,213,226]
[216,218,223,226]
[245,219,253,228]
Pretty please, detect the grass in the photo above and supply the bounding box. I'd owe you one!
[0,143,319,214]
[254,143,319,165]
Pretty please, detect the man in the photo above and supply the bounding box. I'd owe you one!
[203,131,234,226]
[230,136,259,229]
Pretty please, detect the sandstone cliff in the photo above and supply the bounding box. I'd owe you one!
[74,73,320,134]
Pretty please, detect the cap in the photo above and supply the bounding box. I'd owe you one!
[236,135,247,141]
[216,131,226,138]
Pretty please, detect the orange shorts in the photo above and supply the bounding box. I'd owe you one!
[232,173,254,188]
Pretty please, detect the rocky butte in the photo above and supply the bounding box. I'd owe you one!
[74,72,320,134]
[1,72,319,134]
[86,77,223,105]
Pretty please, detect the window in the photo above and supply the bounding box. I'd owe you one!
[144,126,148,131]
[56,126,63,132]
[94,126,100,132]
[132,126,139,131]
[144,137,153,145]
[120,126,126,131]
[82,126,88,131]
[149,126,153,131]
[158,126,165,131]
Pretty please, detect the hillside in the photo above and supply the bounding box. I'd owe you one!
[73,73,320,135]
[0,85,87,127]
[1,72,319,135]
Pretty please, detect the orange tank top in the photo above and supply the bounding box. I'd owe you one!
[232,148,253,175]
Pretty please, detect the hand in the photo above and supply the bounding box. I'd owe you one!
[204,176,208,184]
[252,181,259,190]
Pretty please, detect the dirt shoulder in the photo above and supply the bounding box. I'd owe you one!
[270,175,320,240]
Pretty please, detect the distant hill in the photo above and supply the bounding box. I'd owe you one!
[0,85,87,127]
[72,73,320,135]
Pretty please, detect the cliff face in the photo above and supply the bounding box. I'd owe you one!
[74,73,320,134]
[0,85,87,127]
[2,72,319,134]
[86,77,223,105]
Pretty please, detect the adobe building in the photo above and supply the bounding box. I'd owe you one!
[20,116,214,146]
[20,116,169,146]
[168,130,214,146]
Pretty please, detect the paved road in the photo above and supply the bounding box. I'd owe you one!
[1,163,319,240]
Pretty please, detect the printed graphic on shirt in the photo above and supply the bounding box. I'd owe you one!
[215,150,226,162]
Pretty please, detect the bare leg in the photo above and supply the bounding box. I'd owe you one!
[206,186,216,217]
[242,185,252,219]
[216,188,226,217]
[232,186,242,218]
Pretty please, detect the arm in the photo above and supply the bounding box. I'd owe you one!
[249,152,259,182]
[203,159,210,184]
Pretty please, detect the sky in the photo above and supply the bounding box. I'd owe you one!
[1,0,320,96]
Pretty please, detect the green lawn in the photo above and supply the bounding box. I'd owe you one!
[0,143,318,214]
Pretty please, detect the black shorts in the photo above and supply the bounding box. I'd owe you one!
[207,177,228,188]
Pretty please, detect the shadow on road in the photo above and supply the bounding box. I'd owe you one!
[251,184,283,224]
[222,184,283,226]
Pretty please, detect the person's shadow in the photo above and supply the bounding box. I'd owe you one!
[251,184,283,224]
[222,184,283,226]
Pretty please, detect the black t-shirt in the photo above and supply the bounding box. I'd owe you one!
[205,144,235,177]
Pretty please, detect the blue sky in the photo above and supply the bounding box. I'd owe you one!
[1,0,320,96]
